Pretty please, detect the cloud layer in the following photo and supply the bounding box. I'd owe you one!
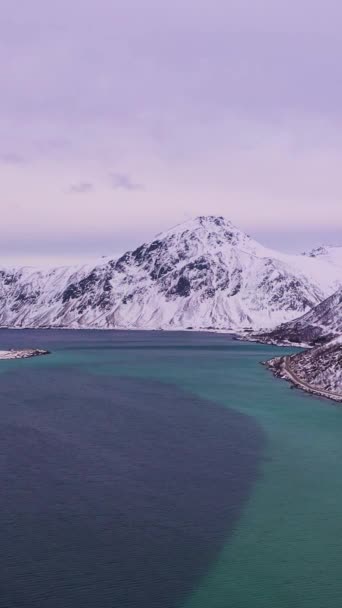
[1,0,342,262]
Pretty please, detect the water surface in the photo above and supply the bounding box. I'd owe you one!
[1,330,342,608]
[0,330,263,608]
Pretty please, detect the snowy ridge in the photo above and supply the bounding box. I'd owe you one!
[0,215,341,331]
[255,287,342,346]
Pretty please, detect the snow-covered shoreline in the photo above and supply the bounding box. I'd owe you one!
[265,343,342,404]
[0,349,50,360]
[235,332,312,349]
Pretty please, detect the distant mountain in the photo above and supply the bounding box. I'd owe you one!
[255,287,342,346]
[303,245,342,268]
[0,216,341,331]
[303,245,342,281]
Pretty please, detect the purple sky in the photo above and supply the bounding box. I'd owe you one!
[1,0,342,264]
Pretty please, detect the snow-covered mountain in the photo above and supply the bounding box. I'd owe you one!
[0,216,341,331]
[256,287,342,346]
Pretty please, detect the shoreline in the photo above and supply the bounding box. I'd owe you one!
[0,325,316,347]
[238,337,312,349]
[264,354,342,404]
[0,349,50,360]
[1,328,340,404]
[0,325,239,334]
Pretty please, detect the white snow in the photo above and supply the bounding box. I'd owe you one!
[0,349,48,360]
[287,338,342,395]
[0,215,341,332]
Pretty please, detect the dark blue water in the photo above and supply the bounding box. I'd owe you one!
[0,330,264,608]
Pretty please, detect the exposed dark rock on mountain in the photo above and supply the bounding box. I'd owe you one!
[265,337,342,402]
[255,288,342,346]
[0,216,341,331]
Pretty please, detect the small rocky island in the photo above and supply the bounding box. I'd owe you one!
[0,349,50,360]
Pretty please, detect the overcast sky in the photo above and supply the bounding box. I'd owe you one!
[1,0,342,265]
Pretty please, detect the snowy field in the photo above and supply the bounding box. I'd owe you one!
[0,349,49,360]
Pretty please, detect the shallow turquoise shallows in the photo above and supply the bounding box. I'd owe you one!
[1,329,342,608]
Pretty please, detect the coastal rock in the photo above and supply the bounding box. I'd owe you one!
[0,349,50,360]
[265,337,342,402]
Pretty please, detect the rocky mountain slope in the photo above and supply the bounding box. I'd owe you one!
[255,287,342,346]
[266,337,342,401]
[0,216,341,331]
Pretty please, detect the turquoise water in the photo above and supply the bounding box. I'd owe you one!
[1,330,342,607]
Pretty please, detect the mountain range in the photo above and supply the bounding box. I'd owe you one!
[0,215,341,331]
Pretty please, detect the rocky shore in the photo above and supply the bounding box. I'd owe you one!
[265,339,342,403]
[0,349,50,360]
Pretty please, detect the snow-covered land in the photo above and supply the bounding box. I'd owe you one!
[288,337,342,394]
[254,268,342,402]
[0,349,50,360]
[266,337,342,401]
[254,287,342,347]
[303,245,342,271]
[0,216,342,331]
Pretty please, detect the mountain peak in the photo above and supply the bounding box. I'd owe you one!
[160,215,237,234]
[193,215,232,228]
[155,215,253,249]
[1,215,342,332]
